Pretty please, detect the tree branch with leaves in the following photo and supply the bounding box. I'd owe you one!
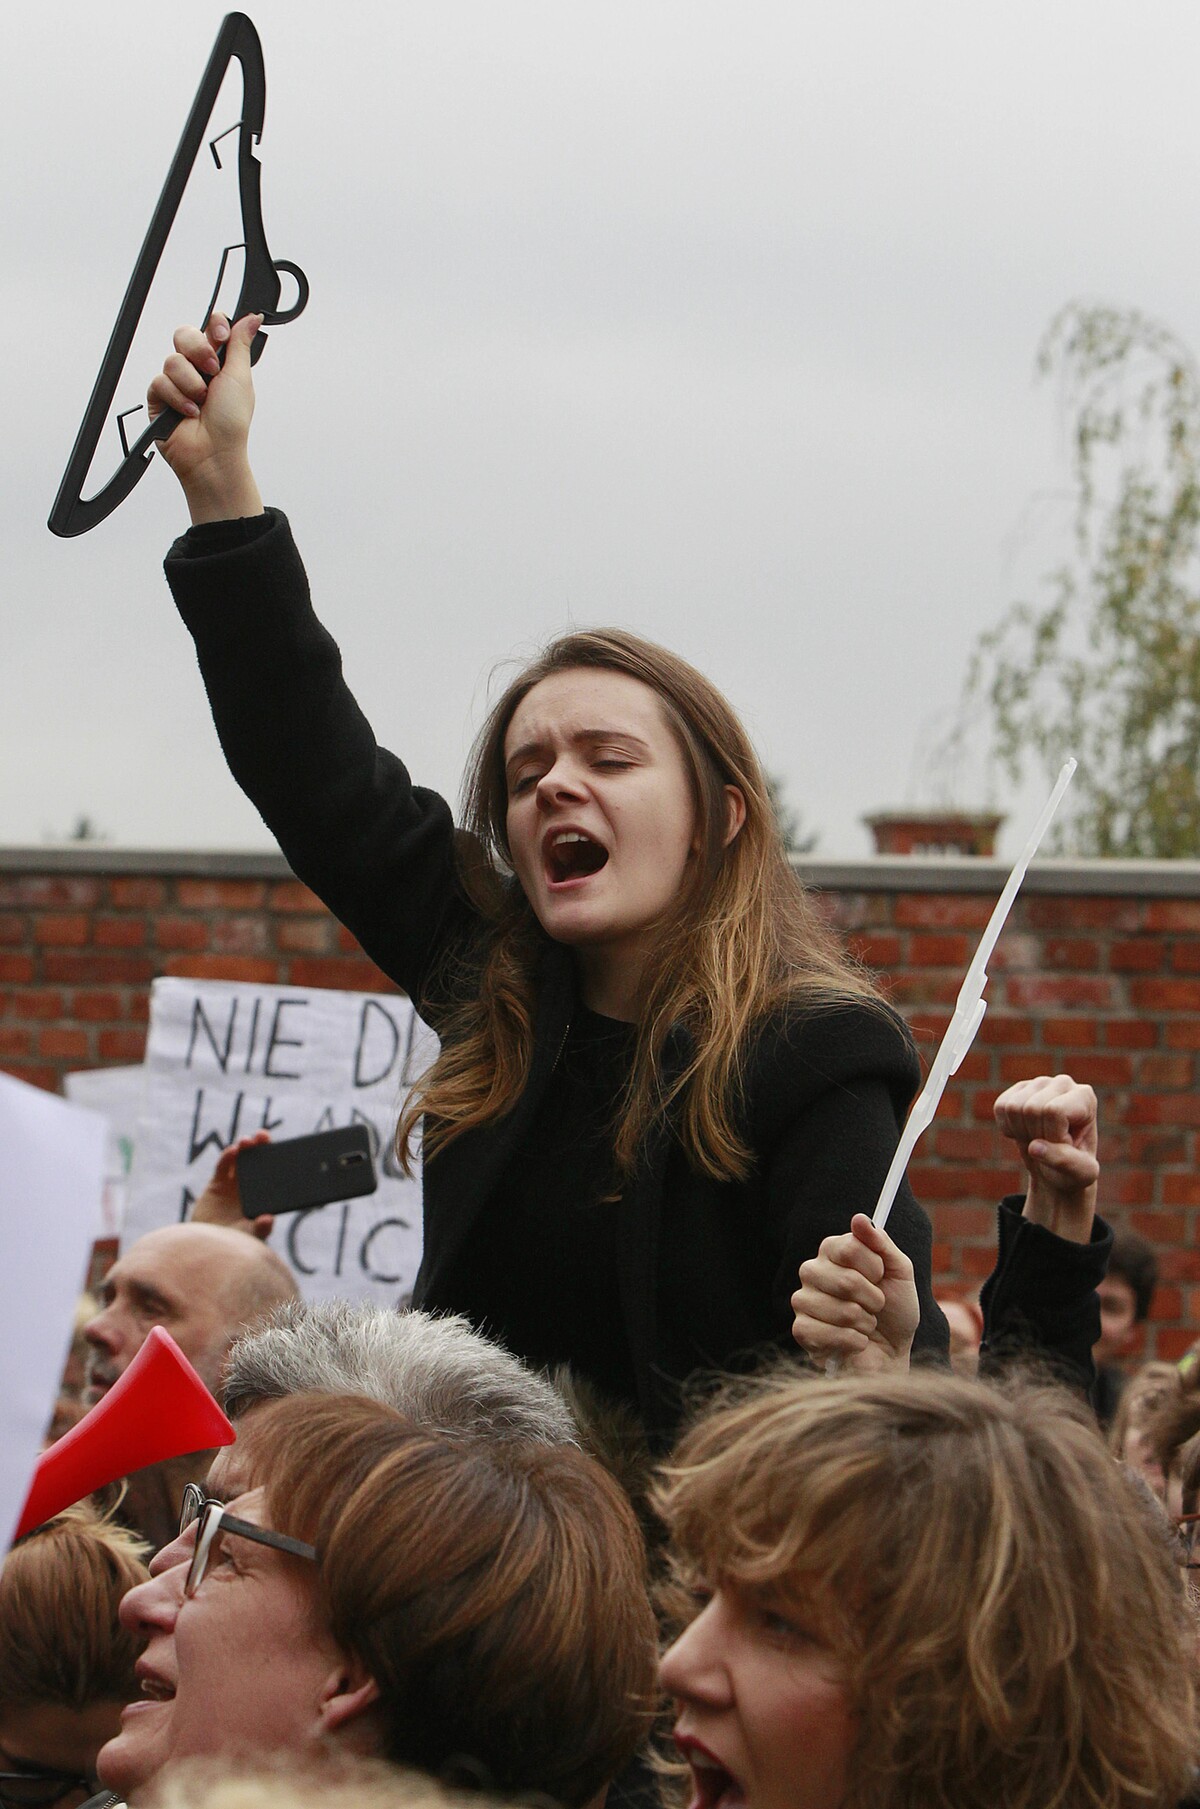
[967,302,1200,856]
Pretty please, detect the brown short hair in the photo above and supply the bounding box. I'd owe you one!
[0,1503,150,1709]
[1146,1383,1200,1479]
[235,1393,657,1805]
[1108,1229,1158,1322]
[656,1367,1200,1809]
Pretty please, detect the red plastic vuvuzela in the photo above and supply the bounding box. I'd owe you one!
[13,1326,235,1541]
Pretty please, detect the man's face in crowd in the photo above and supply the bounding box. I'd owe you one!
[1095,1274,1141,1367]
[82,1226,246,1403]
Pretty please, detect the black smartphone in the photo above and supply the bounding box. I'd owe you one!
[237,1125,378,1216]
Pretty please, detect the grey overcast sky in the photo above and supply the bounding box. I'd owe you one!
[5,2,1199,857]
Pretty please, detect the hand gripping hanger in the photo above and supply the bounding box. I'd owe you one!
[48,12,308,538]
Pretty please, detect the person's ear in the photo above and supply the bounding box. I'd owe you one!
[316,1660,381,1739]
[723,785,747,847]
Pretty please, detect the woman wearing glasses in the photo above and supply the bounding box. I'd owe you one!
[0,1507,149,1809]
[96,1392,655,1807]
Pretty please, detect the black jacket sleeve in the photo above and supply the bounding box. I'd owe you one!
[165,509,481,1013]
[979,1196,1111,1393]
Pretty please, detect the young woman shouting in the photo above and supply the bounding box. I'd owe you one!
[148,313,947,1445]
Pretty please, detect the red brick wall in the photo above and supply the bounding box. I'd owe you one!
[0,857,398,1094]
[3,849,1198,1359]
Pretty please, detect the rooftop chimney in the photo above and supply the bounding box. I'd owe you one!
[863,809,1005,858]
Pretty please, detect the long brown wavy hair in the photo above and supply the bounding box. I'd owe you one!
[398,628,883,1182]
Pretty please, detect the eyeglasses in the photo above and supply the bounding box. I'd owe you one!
[1174,1512,1200,1570]
[0,1772,92,1809]
[178,1482,317,1597]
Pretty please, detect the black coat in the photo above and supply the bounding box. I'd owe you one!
[166,511,970,1440]
[420,945,948,1438]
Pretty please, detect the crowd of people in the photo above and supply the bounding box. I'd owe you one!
[7,304,1200,1809]
[10,1253,1200,1809]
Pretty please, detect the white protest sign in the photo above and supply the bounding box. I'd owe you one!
[127,978,438,1307]
[64,1063,145,1238]
[0,1070,106,1548]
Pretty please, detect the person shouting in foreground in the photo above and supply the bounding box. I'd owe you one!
[656,1364,1197,1809]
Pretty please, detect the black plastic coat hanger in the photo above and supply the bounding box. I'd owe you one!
[48,12,309,537]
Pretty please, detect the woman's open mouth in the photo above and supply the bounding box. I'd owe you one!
[125,1661,177,1714]
[545,831,609,885]
[138,1678,176,1702]
[676,1738,744,1809]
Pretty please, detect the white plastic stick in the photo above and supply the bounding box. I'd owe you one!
[872,758,1076,1232]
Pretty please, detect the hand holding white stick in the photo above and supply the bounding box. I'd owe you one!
[792,1214,918,1372]
[872,758,1077,1233]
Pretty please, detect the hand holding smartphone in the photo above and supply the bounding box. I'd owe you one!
[236,1125,377,1218]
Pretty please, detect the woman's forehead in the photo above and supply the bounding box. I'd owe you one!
[505,667,669,751]
[230,1485,267,1520]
